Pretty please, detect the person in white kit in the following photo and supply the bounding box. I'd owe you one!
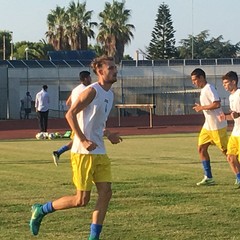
[191,68,228,186]
[29,56,122,240]
[52,71,92,166]
[222,71,240,188]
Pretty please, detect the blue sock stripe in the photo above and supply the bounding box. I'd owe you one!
[42,201,54,214]
[236,173,240,181]
[89,223,102,239]
[202,160,212,178]
[57,145,69,155]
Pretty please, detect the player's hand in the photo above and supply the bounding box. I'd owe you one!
[231,111,240,119]
[192,103,202,112]
[108,132,123,144]
[82,139,98,151]
[217,112,226,122]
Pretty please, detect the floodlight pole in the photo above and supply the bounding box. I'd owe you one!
[10,31,13,60]
[25,47,29,60]
[3,34,6,60]
[191,0,194,59]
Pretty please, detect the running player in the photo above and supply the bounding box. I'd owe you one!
[52,70,92,166]
[29,56,122,240]
[191,68,228,186]
[222,71,240,187]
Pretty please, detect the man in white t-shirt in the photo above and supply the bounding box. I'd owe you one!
[52,71,91,166]
[191,68,228,186]
[35,85,50,133]
[222,71,240,188]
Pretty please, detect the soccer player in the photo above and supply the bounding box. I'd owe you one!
[222,71,240,187]
[29,55,122,240]
[191,68,228,186]
[52,70,92,166]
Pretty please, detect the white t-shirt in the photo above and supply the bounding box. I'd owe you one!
[71,82,114,154]
[71,83,86,104]
[200,83,227,130]
[229,89,240,136]
[35,89,50,112]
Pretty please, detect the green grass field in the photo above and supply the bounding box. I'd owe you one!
[0,133,239,240]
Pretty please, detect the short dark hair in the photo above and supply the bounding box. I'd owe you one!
[222,71,238,85]
[191,68,206,79]
[42,85,48,90]
[79,71,90,81]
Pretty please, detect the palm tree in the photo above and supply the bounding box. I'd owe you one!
[46,6,69,50]
[66,1,97,50]
[97,1,135,63]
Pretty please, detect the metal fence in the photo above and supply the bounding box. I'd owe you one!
[4,58,240,119]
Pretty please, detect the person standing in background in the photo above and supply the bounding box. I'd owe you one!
[35,85,50,133]
[23,91,32,119]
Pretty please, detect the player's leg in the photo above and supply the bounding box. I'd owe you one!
[88,155,112,240]
[52,141,73,166]
[89,182,112,240]
[226,136,240,187]
[196,128,214,185]
[29,190,91,235]
[29,153,93,235]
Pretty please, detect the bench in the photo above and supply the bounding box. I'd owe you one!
[115,104,156,128]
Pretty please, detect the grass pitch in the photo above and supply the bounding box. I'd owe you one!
[0,133,239,240]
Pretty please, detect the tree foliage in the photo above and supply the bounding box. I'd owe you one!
[2,2,240,61]
[97,1,135,63]
[0,31,12,60]
[177,30,240,59]
[45,1,97,51]
[146,3,176,60]
[14,40,54,60]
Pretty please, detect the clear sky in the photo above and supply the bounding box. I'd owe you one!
[1,0,240,58]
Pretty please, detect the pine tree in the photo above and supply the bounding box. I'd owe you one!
[147,3,176,60]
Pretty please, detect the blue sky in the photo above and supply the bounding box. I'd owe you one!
[1,0,240,58]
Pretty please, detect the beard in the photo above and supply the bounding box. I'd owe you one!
[106,76,117,84]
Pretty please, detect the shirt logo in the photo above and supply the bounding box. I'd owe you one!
[104,99,108,113]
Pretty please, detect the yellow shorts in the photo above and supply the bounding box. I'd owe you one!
[198,127,228,152]
[227,135,240,157]
[71,153,112,191]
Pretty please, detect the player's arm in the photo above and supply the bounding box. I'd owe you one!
[104,129,122,144]
[35,96,38,112]
[193,101,220,112]
[230,111,240,119]
[66,94,72,107]
[217,111,240,121]
[65,87,97,151]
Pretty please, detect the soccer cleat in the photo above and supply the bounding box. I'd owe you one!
[88,237,99,240]
[52,151,60,166]
[196,176,215,186]
[235,179,240,188]
[29,204,45,235]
